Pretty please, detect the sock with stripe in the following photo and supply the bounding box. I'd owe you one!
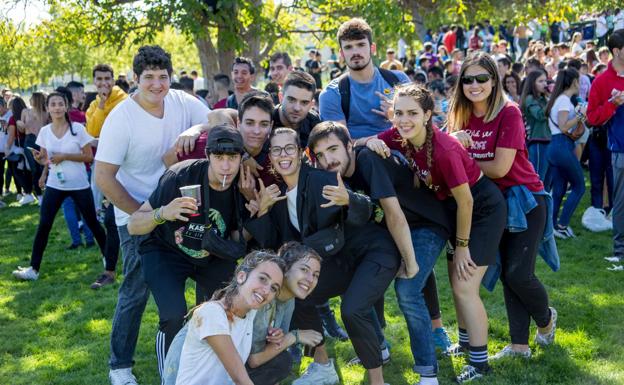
[468,345,489,372]
[458,327,470,349]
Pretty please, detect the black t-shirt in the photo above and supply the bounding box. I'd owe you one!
[272,106,321,148]
[346,148,451,239]
[141,159,239,265]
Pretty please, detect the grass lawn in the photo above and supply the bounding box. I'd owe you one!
[0,189,623,385]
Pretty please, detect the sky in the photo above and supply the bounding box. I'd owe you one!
[3,0,50,27]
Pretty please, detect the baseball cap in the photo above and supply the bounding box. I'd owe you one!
[205,124,244,154]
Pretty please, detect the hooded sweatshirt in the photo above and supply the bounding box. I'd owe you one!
[86,86,128,138]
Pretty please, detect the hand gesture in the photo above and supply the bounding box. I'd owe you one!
[321,172,349,208]
[266,327,285,346]
[243,156,263,178]
[451,131,474,148]
[366,138,391,158]
[161,197,198,222]
[238,165,257,201]
[372,91,393,120]
[256,179,286,216]
[453,246,477,281]
[97,88,110,108]
[30,148,45,164]
[245,199,259,218]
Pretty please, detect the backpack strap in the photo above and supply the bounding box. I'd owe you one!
[378,67,401,87]
[338,73,351,123]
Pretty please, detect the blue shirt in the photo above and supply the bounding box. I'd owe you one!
[319,68,410,139]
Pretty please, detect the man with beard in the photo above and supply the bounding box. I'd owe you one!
[319,18,410,141]
[272,70,320,147]
[269,52,293,89]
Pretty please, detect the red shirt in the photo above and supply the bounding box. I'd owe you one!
[69,108,86,124]
[378,127,481,200]
[212,98,227,110]
[587,61,624,127]
[464,102,543,192]
[443,31,457,53]
[8,116,25,141]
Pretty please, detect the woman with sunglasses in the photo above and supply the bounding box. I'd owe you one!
[449,52,557,368]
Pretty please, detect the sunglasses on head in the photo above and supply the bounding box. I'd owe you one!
[461,74,492,85]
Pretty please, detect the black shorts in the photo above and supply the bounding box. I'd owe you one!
[446,176,506,266]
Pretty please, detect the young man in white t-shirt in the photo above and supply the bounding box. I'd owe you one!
[95,45,210,385]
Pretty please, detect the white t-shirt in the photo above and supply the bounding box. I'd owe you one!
[95,89,210,225]
[0,110,13,151]
[36,123,93,191]
[549,94,574,135]
[176,301,256,385]
[615,11,624,30]
[595,16,608,37]
[286,186,300,232]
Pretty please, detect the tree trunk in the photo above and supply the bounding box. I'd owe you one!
[217,25,236,77]
[405,0,430,43]
[194,34,220,90]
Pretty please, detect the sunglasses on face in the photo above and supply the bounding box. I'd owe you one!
[461,74,492,85]
[270,144,298,157]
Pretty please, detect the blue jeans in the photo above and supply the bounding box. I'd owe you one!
[63,198,94,245]
[394,228,446,377]
[548,134,586,227]
[109,225,151,369]
[528,141,551,188]
[588,135,613,210]
[612,153,624,258]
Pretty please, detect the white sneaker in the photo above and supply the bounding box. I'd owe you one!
[607,264,624,271]
[535,307,557,346]
[605,256,622,263]
[18,194,35,205]
[12,266,39,281]
[490,344,531,360]
[292,359,339,385]
[582,206,612,232]
[16,193,23,201]
[109,368,138,385]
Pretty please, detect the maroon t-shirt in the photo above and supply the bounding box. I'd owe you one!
[378,127,481,200]
[69,108,86,124]
[463,102,543,192]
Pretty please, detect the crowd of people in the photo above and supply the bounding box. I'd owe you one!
[1,11,623,385]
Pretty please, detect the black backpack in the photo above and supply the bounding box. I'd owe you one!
[338,68,402,123]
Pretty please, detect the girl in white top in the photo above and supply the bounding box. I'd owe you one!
[12,92,107,281]
[176,251,285,385]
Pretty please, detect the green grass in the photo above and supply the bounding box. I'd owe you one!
[1,188,623,385]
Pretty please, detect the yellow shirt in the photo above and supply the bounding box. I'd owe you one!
[85,86,128,138]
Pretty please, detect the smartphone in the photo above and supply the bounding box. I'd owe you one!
[26,146,37,152]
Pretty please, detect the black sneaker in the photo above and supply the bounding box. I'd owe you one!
[66,243,82,250]
[85,241,95,248]
[319,309,349,341]
[90,273,115,289]
[456,365,489,383]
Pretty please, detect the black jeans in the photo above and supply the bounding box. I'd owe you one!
[292,248,399,369]
[7,158,23,194]
[423,271,441,320]
[104,203,120,271]
[31,186,106,271]
[247,350,293,385]
[141,248,237,355]
[499,195,551,344]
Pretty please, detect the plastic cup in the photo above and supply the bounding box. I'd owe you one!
[179,184,201,216]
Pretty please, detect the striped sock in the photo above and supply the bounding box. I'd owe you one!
[468,345,489,371]
[458,328,470,349]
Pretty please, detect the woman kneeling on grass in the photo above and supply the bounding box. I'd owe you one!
[12,92,107,281]
[164,242,323,385]
[174,250,284,385]
[369,83,507,383]
[448,51,558,362]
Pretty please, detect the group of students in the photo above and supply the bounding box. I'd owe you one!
[11,16,624,385]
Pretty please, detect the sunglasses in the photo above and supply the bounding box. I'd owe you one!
[461,74,492,85]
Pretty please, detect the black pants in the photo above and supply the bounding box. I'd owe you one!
[0,152,5,191]
[423,270,441,320]
[141,248,237,354]
[499,195,551,344]
[103,203,120,271]
[23,134,42,196]
[7,158,23,194]
[247,350,293,385]
[292,248,399,369]
[31,186,106,271]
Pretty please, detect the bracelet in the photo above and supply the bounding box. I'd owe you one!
[153,207,166,225]
[293,329,300,344]
[456,237,469,248]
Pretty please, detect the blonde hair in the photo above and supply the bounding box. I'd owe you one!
[447,51,506,132]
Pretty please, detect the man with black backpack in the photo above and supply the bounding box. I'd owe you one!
[319,18,410,141]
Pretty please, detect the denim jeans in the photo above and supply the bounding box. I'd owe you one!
[109,225,151,369]
[63,198,94,245]
[394,227,446,377]
[548,134,586,226]
[612,153,624,258]
[588,136,613,210]
[528,141,551,188]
